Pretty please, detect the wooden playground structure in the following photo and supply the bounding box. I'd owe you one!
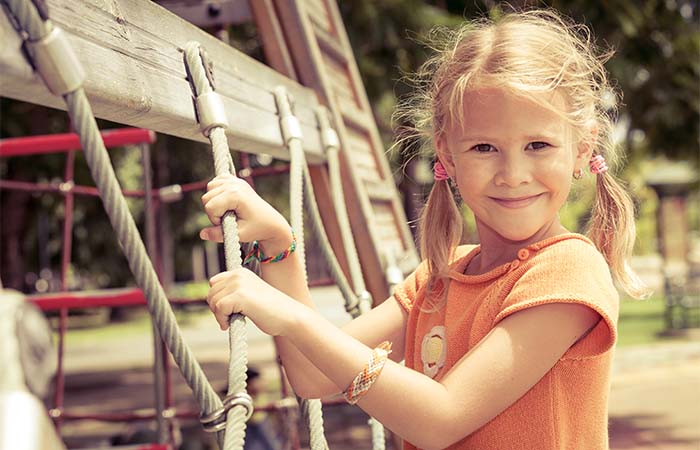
[0,0,419,449]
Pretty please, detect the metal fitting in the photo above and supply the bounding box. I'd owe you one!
[321,127,340,151]
[358,290,373,314]
[58,180,74,193]
[200,392,254,432]
[315,107,340,151]
[195,91,228,136]
[25,27,85,96]
[158,184,183,203]
[274,87,303,144]
[280,115,303,143]
[385,264,404,287]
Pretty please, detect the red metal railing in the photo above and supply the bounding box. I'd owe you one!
[0,128,338,450]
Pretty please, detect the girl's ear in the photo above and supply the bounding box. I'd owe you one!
[574,122,598,172]
[435,136,456,178]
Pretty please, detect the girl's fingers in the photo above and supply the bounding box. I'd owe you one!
[203,189,241,226]
[211,296,233,330]
[200,226,224,242]
[201,184,227,206]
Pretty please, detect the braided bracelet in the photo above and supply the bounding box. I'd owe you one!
[244,229,297,265]
[343,341,392,405]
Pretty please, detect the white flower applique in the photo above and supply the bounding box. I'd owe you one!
[421,325,446,378]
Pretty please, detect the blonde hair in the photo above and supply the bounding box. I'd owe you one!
[396,8,649,299]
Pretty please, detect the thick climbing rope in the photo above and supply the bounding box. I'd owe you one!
[5,1,393,447]
[315,108,372,317]
[276,93,388,450]
[1,0,242,447]
[308,109,386,450]
[274,88,330,450]
[183,42,252,450]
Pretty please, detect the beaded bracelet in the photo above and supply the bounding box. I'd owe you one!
[343,341,392,405]
[244,229,297,265]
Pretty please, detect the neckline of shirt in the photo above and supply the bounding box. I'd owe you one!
[447,232,594,283]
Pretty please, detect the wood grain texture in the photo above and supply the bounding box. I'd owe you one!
[0,0,325,162]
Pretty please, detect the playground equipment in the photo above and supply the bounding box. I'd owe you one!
[0,0,419,449]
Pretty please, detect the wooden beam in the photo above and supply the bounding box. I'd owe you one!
[0,0,325,162]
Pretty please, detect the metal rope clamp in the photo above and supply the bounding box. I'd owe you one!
[24,26,86,96]
[358,290,373,314]
[274,87,303,144]
[199,392,254,432]
[195,91,229,137]
[316,107,340,152]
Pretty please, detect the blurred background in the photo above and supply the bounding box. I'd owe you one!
[1,1,698,449]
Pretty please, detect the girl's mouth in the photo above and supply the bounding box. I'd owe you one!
[490,193,543,209]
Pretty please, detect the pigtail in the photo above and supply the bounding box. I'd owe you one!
[418,178,463,308]
[586,171,651,299]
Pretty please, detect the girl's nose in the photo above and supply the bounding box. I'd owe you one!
[494,153,533,187]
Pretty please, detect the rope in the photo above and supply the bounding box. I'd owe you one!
[2,1,231,446]
[183,41,250,450]
[274,88,330,450]
[312,108,386,450]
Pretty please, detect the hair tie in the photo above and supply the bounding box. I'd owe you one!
[589,155,608,175]
[433,160,449,181]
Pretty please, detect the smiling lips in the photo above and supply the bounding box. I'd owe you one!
[490,193,543,209]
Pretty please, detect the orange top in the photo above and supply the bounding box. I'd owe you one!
[394,234,619,450]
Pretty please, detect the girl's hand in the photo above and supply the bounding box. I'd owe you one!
[207,267,303,336]
[200,174,290,246]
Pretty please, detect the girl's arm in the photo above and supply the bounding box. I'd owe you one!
[281,296,598,449]
[256,240,408,398]
[200,175,407,396]
[207,269,599,449]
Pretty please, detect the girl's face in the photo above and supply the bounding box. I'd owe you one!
[436,87,592,244]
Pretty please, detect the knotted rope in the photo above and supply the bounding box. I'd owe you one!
[183,41,252,450]
[274,88,330,450]
[2,1,249,447]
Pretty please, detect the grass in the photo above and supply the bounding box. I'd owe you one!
[617,295,692,347]
[59,290,691,348]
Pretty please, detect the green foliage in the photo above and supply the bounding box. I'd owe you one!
[2,1,697,293]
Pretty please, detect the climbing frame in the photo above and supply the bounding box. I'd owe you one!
[0,0,418,305]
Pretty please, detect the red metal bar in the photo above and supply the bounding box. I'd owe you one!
[53,149,77,433]
[29,288,148,310]
[27,288,204,311]
[0,179,153,198]
[0,128,155,157]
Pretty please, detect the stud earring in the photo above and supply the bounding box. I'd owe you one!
[573,169,583,180]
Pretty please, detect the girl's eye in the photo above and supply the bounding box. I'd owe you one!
[527,141,550,151]
[473,144,495,153]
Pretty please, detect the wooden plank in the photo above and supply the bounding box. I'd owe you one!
[0,0,325,162]
[313,23,347,65]
[320,52,360,108]
[324,0,418,266]
[249,0,297,79]
[303,0,333,34]
[273,0,393,301]
[370,200,419,273]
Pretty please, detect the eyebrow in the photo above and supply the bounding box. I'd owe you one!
[458,134,560,143]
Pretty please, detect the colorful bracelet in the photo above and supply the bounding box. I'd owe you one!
[343,341,392,405]
[244,229,297,265]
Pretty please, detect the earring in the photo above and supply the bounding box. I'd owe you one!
[573,169,583,180]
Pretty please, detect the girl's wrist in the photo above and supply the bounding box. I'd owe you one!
[258,225,295,258]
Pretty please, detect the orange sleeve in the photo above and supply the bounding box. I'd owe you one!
[494,240,620,359]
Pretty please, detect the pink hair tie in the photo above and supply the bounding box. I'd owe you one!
[589,155,608,175]
[433,160,450,181]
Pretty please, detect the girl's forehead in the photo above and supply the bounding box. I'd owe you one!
[447,87,571,139]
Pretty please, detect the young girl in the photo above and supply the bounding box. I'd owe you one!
[200,9,648,450]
